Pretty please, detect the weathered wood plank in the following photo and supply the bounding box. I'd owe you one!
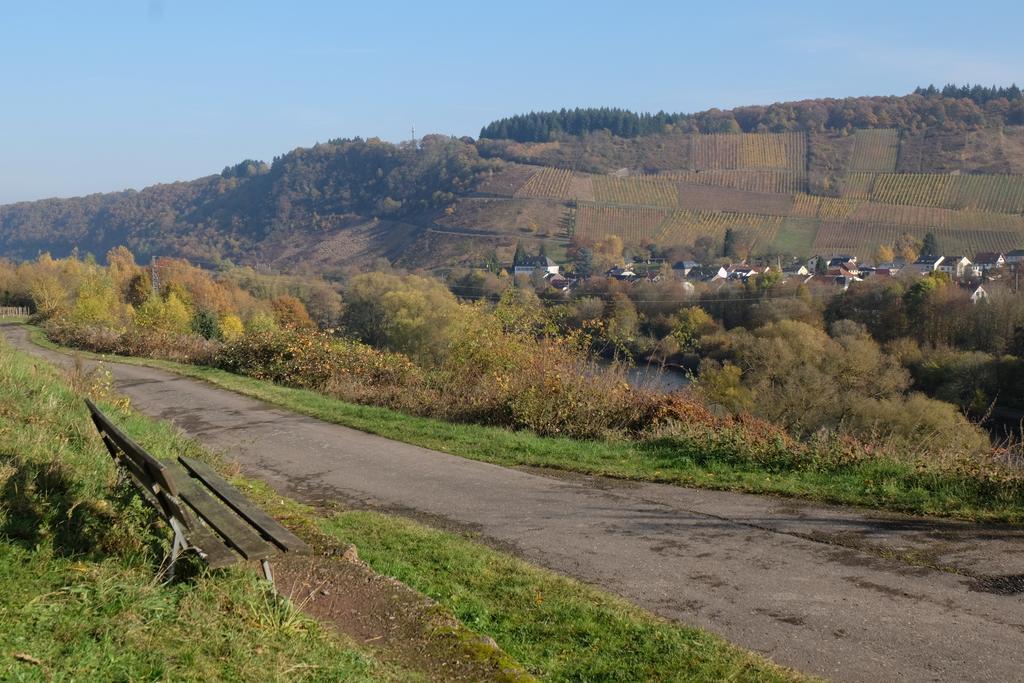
[181,522,241,569]
[178,456,310,554]
[166,463,278,561]
[86,399,178,497]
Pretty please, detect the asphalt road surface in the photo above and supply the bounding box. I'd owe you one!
[6,324,1023,682]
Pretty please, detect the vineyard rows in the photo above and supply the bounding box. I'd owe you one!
[791,193,861,219]
[514,167,575,200]
[850,203,1024,231]
[691,131,806,171]
[657,210,783,245]
[663,169,806,194]
[574,203,669,242]
[592,176,678,207]
[848,129,899,173]
[842,173,1024,213]
[812,221,1024,257]
[574,202,783,247]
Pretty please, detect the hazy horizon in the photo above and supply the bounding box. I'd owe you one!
[2,0,1021,204]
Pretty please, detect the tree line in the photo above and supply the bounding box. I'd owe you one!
[480,86,1024,142]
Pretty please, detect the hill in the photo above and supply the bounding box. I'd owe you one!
[4,86,1024,271]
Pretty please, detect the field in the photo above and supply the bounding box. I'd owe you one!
[663,169,806,193]
[770,218,821,255]
[513,167,575,200]
[574,203,669,242]
[592,176,678,207]
[691,132,806,171]
[848,129,899,172]
[677,184,795,215]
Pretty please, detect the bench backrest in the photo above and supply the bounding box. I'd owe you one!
[85,398,187,522]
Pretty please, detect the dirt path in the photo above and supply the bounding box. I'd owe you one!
[8,325,1023,682]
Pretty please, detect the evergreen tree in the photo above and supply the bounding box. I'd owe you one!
[921,232,940,258]
[574,248,594,278]
[513,241,528,267]
[723,228,736,259]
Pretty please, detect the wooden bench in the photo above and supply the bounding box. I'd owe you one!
[85,398,309,585]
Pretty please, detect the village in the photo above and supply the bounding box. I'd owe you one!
[511,245,1024,301]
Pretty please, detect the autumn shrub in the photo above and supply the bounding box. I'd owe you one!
[216,328,423,409]
[44,322,220,365]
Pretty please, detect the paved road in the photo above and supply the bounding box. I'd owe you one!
[7,325,1024,682]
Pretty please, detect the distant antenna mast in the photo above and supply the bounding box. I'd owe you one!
[411,124,416,143]
[150,256,160,294]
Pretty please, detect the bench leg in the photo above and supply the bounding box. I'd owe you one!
[261,560,275,592]
[166,517,188,583]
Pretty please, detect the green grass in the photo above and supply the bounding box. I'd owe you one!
[320,512,799,682]
[23,325,1024,523]
[0,340,395,682]
[3,330,802,681]
[771,217,820,256]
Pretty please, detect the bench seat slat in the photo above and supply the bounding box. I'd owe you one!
[166,463,279,561]
[181,522,242,569]
[178,456,310,554]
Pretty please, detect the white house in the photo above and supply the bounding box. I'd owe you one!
[513,255,560,277]
[970,285,989,303]
[973,252,1006,271]
[938,256,971,279]
[1005,249,1024,265]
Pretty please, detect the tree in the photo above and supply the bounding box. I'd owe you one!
[125,272,151,308]
[191,309,221,340]
[921,232,940,257]
[574,248,594,278]
[896,233,922,262]
[271,295,315,329]
[874,244,895,264]
[219,313,245,341]
[513,242,529,267]
[723,228,736,258]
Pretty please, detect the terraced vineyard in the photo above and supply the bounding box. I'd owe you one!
[663,169,805,193]
[691,131,806,171]
[592,176,678,207]
[848,129,899,172]
[792,193,861,219]
[851,203,1024,230]
[498,131,1024,259]
[812,221,1024,257]
[514,167,575,199]
[574,203,669,242]
[677,184,795,215]
[842,173,1024,212]
[657,209,783,246]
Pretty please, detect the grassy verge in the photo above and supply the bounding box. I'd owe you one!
[0,340,396,681]
[4,330,802,681]
[320,512,797,681]
[24,324,1023,523]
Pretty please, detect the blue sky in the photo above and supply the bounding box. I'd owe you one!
[1,0,1021,203]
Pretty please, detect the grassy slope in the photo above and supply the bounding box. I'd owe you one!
[4,332,802,681]
[26,326,1024,523]
[0,342,393,682]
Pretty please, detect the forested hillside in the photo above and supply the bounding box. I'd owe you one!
[4,86,1024,272]
[0,135,491,268]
